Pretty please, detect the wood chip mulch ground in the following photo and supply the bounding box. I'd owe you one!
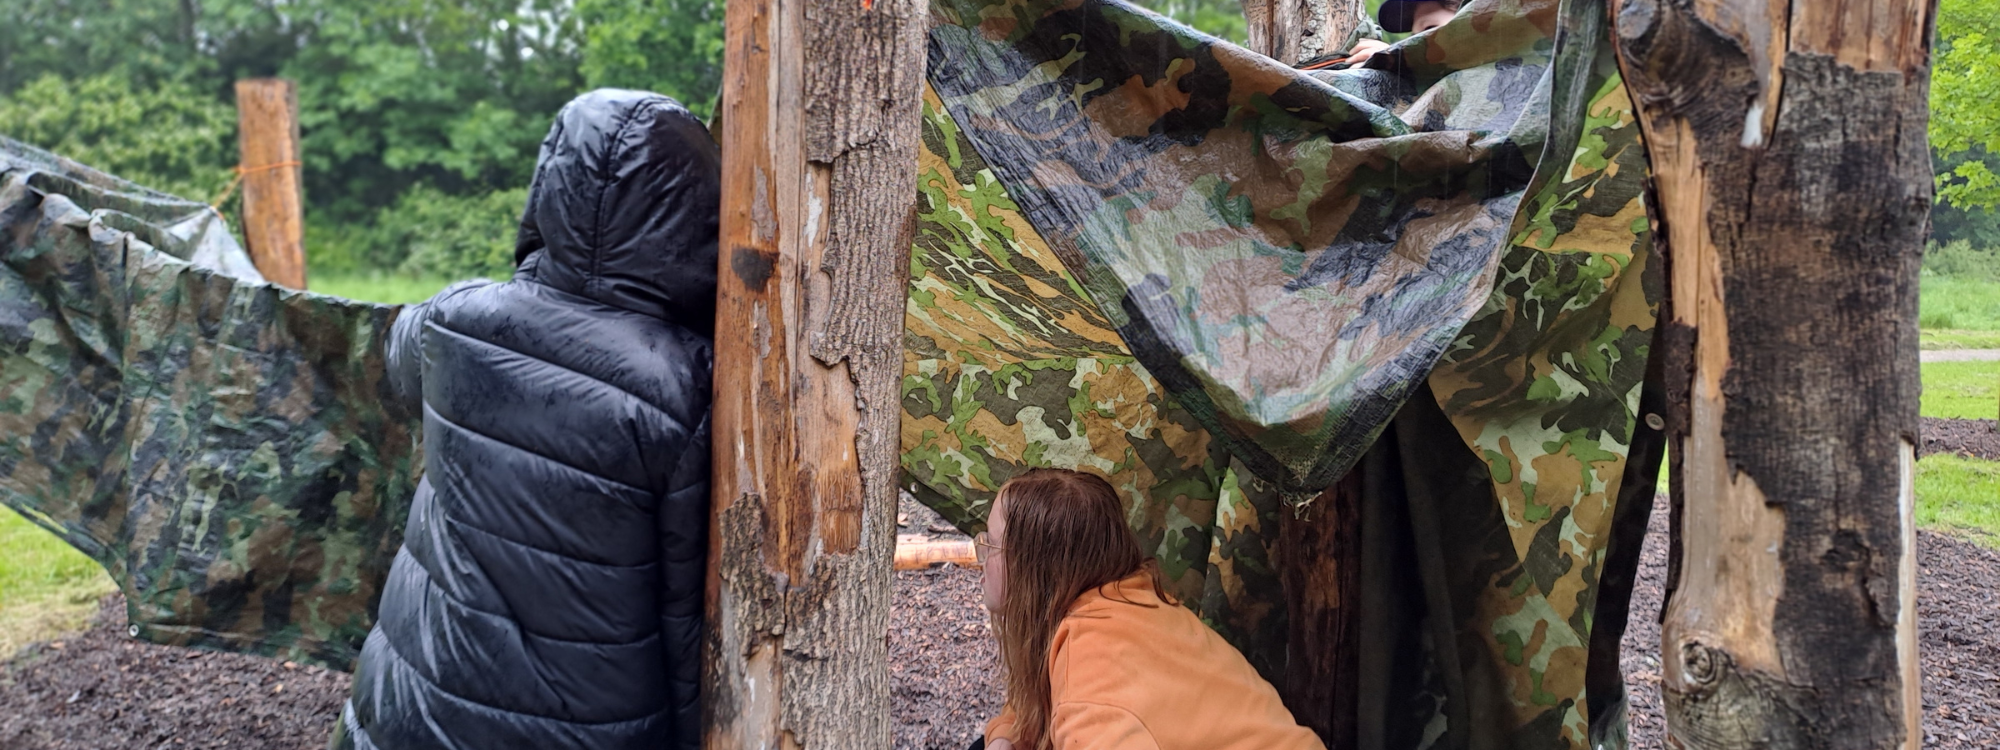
[1923,416,2000,461]
[1619,494,2000,750]
[0,595,350,749]
[4,492,1996,750]
[892,496,1000,750]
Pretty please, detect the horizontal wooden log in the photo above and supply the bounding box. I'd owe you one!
[893,537,979,570]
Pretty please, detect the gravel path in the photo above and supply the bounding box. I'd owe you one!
[1921,348,2000,362]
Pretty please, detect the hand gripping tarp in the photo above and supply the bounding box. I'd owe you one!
[900,0,1659,745]
[0,138,422,669]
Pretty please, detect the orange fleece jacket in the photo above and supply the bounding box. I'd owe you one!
[984,572,1326,750]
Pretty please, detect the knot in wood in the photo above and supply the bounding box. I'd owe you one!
[1679,641,1729,687]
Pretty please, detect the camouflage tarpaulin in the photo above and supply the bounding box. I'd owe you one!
[925,0,1557,494]
[0,138,421,670]
[902,0,1658,746]
[0,0,1656,742]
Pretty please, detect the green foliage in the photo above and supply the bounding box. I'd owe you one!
[1915,455,2000,546]
[1933,0,2000,209]
[1929,173,2000,246]
[0,73,236,201]
[579,0,727,119]
[1926,239,2000,281]
[1922,361,2000,420]
[1141,0,1250,45]
[1,0,729,283]
[283,0,586,223]
[0,0,214,94]
[308,185,526,280]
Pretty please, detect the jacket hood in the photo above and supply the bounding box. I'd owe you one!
[515,89,720,333]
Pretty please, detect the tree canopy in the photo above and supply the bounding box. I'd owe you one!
[4,0,1984,281]
[1934,0,2000,210]
[0,0,1248,281]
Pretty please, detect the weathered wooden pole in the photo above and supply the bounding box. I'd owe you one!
[1611,0,1932,746]
[1242,0,1359,64]
[1274,470,1363,746]
[1235,1,1368,744]
[699,0,923,740]
[233,78,307,289]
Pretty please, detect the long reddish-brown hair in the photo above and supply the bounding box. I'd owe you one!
[990,469,1172,750]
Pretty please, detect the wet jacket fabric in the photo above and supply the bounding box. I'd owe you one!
[984,572,1326,750]
[333,89,719,750]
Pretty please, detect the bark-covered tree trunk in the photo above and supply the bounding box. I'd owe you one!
[1238,2,1367,745]
[1242,0,1360,64]
[1611,1,1933,747]
[1274,471,1364,747]
[699,0,924,743]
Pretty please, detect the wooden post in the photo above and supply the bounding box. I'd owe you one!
[1274,471,1363,746]
[1242,0,1358,65]
[700,0,923,740]
[893,537,979,570]
[1611,0,1932,746]
[1236,2,1367,745]
[233,79,307,290]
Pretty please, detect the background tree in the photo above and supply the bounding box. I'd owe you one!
[0,0,1238,284]
[1933,0,2000,210]
[0,0,721,281]
[1929,0,2000,275]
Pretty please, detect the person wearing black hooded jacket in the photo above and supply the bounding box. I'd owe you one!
[330,89,718,750]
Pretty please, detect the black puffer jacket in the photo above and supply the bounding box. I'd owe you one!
[334,90,718,750]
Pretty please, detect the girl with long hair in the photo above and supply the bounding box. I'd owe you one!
[978,469,1324,750]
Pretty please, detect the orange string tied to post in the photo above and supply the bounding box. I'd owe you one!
[209,160,302,212]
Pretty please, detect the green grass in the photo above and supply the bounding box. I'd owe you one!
[1920,275,2000,333]
[1922,361,2000,420]
[0,507,114,659]
[309,273,462,305]
[1915,454,2000,545]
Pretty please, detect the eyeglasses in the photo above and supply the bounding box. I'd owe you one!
[973,532,1004,565]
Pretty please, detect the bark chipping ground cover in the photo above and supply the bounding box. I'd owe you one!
[5,491,1998,750]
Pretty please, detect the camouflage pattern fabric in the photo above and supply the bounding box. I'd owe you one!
[903,84,1227,605]
[1423,15,1661,745]
[903,0,1660,746]
[0,138,420,670]
[0,4,1657,746]
[923,0,1565,493]
[902,83,1296,676]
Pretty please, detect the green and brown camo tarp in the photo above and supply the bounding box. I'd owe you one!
[3,0,1655,745]
[902,0,1657,746]
[0,138,422,669]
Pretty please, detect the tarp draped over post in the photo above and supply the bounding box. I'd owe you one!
[0,0,1659,745]
[900,0,1658,745]
[0,139,421,669]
